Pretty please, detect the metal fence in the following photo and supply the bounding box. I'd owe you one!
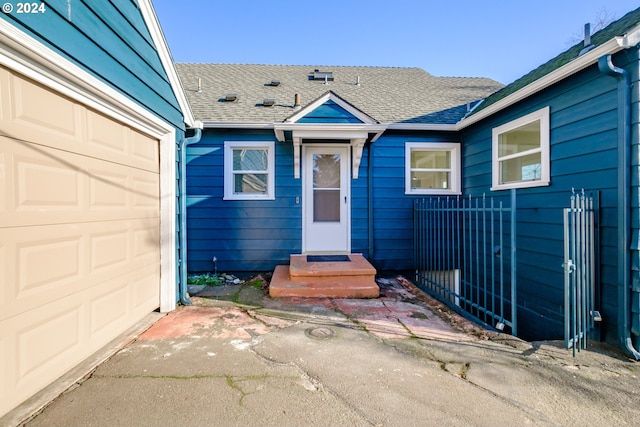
[563,190,598,355]
[414,190,517,335]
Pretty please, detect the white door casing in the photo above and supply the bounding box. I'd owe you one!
[302,144,350,253]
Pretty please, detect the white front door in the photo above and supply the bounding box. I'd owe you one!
[302,145,350,253]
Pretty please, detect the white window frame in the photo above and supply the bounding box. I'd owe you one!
[405,142,461,195]
[224,141,275,200]
[492,107,550,190]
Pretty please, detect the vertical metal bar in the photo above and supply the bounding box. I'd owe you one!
[588,195,595,333]
[457,195,462,306]
[490,196,495,325]
[475,197,480,318]
[571,193,577,356]
[563,206,570,349]
[510,188,517,336]
[463,195,468,310]
[482,194,487,323]
[499,199,504,323]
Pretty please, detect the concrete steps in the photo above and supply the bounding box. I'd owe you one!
[269,254,379,298]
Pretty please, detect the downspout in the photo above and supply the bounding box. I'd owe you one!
[178,124,203,305]
[367,142,374,261]
[598,54,640,360]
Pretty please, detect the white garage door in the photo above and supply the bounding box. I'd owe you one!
[0,65,161,417]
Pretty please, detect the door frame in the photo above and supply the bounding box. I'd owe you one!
[301,143,351,254]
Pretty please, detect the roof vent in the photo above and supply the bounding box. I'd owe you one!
[270,79,281,86]
[225,93,238,102]
[579,23,594,56]
[311,70,334,81]
[263,98,276,106]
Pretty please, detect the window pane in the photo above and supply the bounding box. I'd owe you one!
[313,154,340,188]
[234,173,268,194]
[233,149,268,171]
[411,150,450,169]
[498,120,540,157]
[411,171,450,189]
[313,189,340,222]
[500,152,541,183]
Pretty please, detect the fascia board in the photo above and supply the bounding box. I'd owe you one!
[285,92,331,123]
[203,121,275,129]
[386,123,457,131]
[457,37,625,130]
[138,0,196,127]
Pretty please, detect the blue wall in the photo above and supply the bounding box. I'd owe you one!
[186,128,462,274]
[369,131,461,271]
[0,0,184,130]
[187,129,301,272]
[461,49,638,342]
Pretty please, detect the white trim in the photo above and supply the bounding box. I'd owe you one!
[405,142,461,195]
[0,18,178,312]
[302,144,351,254]
[223,141,276,200]
[491,107,550,190]
[138,0,195,127]
[285,91,378,124]
[387,123,457,132]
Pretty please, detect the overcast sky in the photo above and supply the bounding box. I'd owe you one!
[152,0,637,84]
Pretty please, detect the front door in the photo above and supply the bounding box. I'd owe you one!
[302,145,350,253]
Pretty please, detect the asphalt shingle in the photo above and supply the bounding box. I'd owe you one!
[175,64,503,124]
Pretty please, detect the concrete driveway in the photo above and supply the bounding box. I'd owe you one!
[8,276,640,426]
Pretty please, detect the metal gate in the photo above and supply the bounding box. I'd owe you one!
[563,190,599,355]
[414,190,517,335]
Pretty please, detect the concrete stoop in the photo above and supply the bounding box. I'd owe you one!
[269,254,380,298]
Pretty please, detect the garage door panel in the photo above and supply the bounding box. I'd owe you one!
[131,266,161,311]
[1,63,162,419]
[2,73,84,149]
[90,282,129,336]
[1,136,159,227]
[0,218,159,321]
[1,263,159,414]
[17,305,82,381]
[130,128,160,172]
[1,67,159,174]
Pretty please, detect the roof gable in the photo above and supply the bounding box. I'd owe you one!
[286,91,377,124]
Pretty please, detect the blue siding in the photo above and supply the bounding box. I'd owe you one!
[186,130,301,272]
[461,51,638,342]
[298,100,364,123]
[370,131,461,271]
[0,0,184,129]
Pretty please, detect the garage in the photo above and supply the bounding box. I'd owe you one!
[0,65,163,416]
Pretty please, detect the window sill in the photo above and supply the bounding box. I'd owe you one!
[491,180,550,191]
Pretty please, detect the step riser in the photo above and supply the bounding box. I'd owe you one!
[289,254,376,278]
[270,257,380,298]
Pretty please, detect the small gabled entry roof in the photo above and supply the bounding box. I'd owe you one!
[274,92,385,179]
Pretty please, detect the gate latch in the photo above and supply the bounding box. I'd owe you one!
[562,259,576,273]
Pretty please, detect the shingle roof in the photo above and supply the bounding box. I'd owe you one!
[175,64,503,125]
[472,7,640,116]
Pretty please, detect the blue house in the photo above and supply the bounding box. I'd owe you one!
[177,7,640,358]
[0,0,195,419]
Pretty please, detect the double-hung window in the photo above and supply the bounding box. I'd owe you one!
[405,142,461,195]
[224,141,275,200]
[492,107,550,190]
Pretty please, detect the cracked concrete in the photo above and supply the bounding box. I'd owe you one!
[13,277,640,427]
